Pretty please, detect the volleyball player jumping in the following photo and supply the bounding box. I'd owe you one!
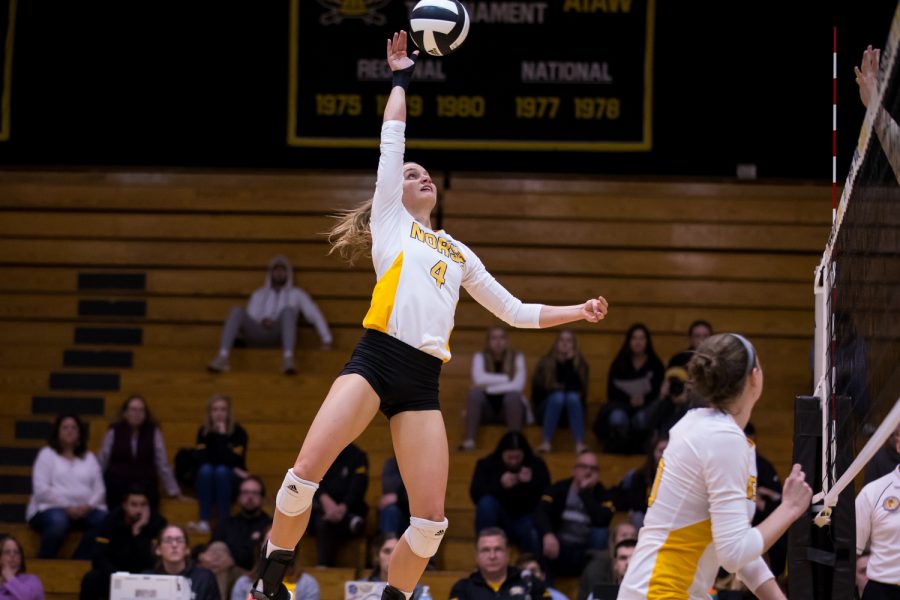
[251,32,609,600]
[617,333,813,600]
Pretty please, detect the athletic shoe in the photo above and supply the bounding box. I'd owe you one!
[537,441,552,453]
[458,439,476,451]
[207,356,230,373]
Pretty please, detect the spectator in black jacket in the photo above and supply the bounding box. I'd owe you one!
[309,442,368,566]
[633,366,693,439]
[211,475,272,572]
[531,330,590,454]
[665,320,713,369]
[470,432,550,555]
[79,485,167,600]
[189,394,249,535]
[449,528,550,600]
[594,323,665,454]
[145,525,218,600]
[535,451,614,578]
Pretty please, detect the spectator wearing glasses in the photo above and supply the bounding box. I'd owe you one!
[146,525,218,600]
[535,452,614,579]
[212,476,273,572]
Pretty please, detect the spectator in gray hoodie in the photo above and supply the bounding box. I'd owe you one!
[207,255,332,375]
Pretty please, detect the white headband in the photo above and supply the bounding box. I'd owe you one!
[729,333,756,375]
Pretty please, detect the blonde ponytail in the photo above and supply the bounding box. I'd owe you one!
[327,198,373,266]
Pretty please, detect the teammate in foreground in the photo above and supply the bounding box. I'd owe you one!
[252,31,609,600]
[617,333,812,600]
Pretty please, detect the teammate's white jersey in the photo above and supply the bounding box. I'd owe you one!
[856,466,900,585]
[618,408,773,600]
[363,121,542,361]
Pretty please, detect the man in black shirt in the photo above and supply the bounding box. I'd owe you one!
[212,475,272,571]
[310,442,368,566]
[450,528,550,599]
[79,485,166,600]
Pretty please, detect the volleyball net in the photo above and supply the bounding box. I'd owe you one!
[811,5,900,523]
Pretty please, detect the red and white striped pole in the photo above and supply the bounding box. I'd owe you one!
[833,26,838,224]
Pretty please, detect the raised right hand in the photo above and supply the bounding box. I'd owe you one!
[387,31,418,72]
[854,45,880,108]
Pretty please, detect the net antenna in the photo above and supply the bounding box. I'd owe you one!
[812,5,900,527]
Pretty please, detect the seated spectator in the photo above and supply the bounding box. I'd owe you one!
[0,535,45,600]
[594,323,664,454]
[470,432,550,555]
[449,528,549,599]
[609,432,668,529]
[189,394,249,534]
[535,451,614,579]
[98,394,181,509]
[744,423,786,578]
[310,442,368,566]
[863,424,900,485]
[577,522,638,600]
[532,330,590,453]
[146,525,218,600]
[515,554,567,600]
[197,541,244,600]
[366,533,424,599]
[211,475,272,572]
[585,539,636,600]
[666,320,713,368]
[633,366,692,438]
[26,413,107,559]
[207,255,332,375]
[79,485,167,600]
[230,531,319,600]
[377,456,409,537]
[459,327,528,451]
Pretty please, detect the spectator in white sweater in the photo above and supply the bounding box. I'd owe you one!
[26,414,107,559]
[207,255,333,375]
[459,327,529,451]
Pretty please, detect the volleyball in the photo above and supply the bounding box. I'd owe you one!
[409,0,470,57]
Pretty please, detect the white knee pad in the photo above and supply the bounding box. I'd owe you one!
[275,469,318,517]
[403,516,448,558]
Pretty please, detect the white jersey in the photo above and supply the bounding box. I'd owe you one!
[856,466,900,585]
[363,121,542,361]
[618,408,773,600]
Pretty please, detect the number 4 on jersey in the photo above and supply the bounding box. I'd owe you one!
[430,260,448,288]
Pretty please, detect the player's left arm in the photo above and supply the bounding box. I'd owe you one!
[460,244,607,328]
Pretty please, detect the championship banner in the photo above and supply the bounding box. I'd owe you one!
[0,0,15,142]
[289,0,654,151]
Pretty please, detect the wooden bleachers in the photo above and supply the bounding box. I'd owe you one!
[0,170,830,598]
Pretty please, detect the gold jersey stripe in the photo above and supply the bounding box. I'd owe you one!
[363,252,404,332]
[647,518,712,599]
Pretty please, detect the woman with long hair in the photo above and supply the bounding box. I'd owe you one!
[618,333,812,600]
[0,535,45,600]
[531,330,590,453]
[459,327,528,451]
[594,323,664,454]
[190,394,249,534]
[98,394,181,509]
[250,32,608,600]
[26,413,107,559]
